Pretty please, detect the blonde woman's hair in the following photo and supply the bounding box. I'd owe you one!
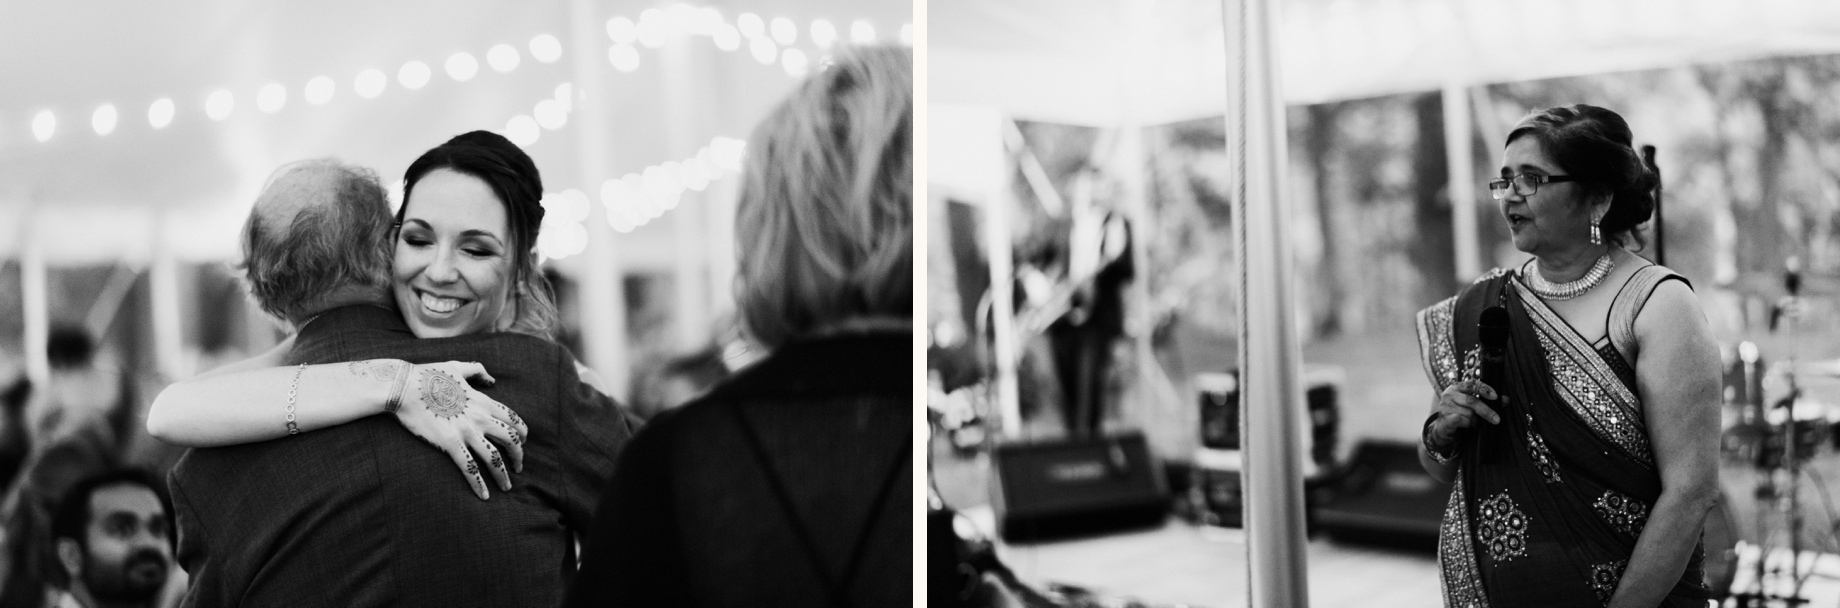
[733,45,913,349]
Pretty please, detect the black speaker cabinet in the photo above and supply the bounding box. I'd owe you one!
[989,432,1167,542]
[1196,369,1341,468]
[1313,440,1451,550]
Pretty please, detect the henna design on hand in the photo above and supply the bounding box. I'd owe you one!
[491,419,523,445]
[349,360,405,382]
[464,451,487,490]
[419,368,469,420]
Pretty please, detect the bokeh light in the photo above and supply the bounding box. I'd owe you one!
[487,44,521,73]
[355,69,387,99]
[257,83,287,113]
[399,61,432,90]
[91,104,117,136]
[148,99,175,129]
[445,52,479,82]
[205,90,235,120]
[305,77,335,105]
[530,34,563,63]
[609,44,641,72]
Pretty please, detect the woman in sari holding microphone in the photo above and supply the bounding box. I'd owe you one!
[1416,104,1720,607]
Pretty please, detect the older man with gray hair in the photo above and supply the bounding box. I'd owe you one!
[163,158,632,607]
[237,158,397,327]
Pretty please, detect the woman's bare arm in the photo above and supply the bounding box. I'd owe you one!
[189,335,292,381]
[1608,280,1722,608]
[147,358,530,499]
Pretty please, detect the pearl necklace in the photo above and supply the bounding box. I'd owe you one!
[1523,253,1615,300]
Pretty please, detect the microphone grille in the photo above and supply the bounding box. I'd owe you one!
[1480,306,1510,347]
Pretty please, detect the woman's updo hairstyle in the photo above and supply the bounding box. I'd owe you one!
[397,130,559,338]
[1504,104,1659,249]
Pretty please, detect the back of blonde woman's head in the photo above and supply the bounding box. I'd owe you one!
[734,46,912,349]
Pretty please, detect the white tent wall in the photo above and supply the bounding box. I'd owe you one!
[0,0,911,394]
[932,0,1840,127]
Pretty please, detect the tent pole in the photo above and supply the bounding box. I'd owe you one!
[571,0,632,397]
[1445,83,1481,281]
[661,27,712,352]
[21,204,49,386]
[150,213,188,380]
[988,115,1021,437]
[1223,0,1310,605]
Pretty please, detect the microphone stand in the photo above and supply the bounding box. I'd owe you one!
[1738,262,1810,608]
[1643,145,1663,266]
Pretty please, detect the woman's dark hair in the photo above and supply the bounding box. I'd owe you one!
[1505,104,1659,249]
[398,130,558,338]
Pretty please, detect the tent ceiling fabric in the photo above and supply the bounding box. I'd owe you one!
[0,0,908,263]
[929,0,1840,127]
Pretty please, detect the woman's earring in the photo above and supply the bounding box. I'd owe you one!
[1590,218,1602,246]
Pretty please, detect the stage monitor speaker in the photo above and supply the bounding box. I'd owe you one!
[989,431,1166,542]
[1196,368,1343,468]
[1313,440,1450,550]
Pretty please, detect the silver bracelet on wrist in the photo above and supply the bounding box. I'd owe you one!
[384,362,413,414]
[285,363,307,435]
[1423,413,1458,465]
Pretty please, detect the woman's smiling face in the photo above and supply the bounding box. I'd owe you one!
[393,169,513,338]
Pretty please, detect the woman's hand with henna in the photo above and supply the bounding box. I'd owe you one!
[389,361,529,500]
[1428,379,1506,449]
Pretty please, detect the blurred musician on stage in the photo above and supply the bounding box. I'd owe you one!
[1415,104,1720,607]
[1046,168,1134,438]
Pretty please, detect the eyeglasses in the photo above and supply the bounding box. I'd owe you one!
[1488,174,1577,200]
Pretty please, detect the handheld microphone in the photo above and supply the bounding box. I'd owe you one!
[1787,256,1803,297]
[1478,306,1510,464]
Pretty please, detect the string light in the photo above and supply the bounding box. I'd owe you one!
[487,44,521,73]
[554,83,575,112]
[32,110,54,142]
[10,8,881,139]
[637,9,669,48]
[148,99,175,129]
[750,37,778,64]
[771,17,797,45]
[257,83,287,113]
[534,99,567,130]
[810,19,837,49]
[601,179,635,233]
[713,24,742,51]
[506,114,539,147]
[9,6,868,253]
[305,77,335,105]
[399,61,432,90]
[206,90,235,121]
[92,104,118,136]
[782,49,810,77]
[354,69,387,99]
[609,44,641,72]
[607,16,638,44]
[737,13,765,38]
[445,52,480,82]
[530,34,563,63]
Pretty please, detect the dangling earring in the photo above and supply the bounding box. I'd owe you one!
[1590,218,1602,246]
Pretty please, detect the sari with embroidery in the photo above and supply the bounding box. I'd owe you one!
[1415,265,1708,607]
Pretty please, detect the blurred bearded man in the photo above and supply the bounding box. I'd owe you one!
[47,470,173,608]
